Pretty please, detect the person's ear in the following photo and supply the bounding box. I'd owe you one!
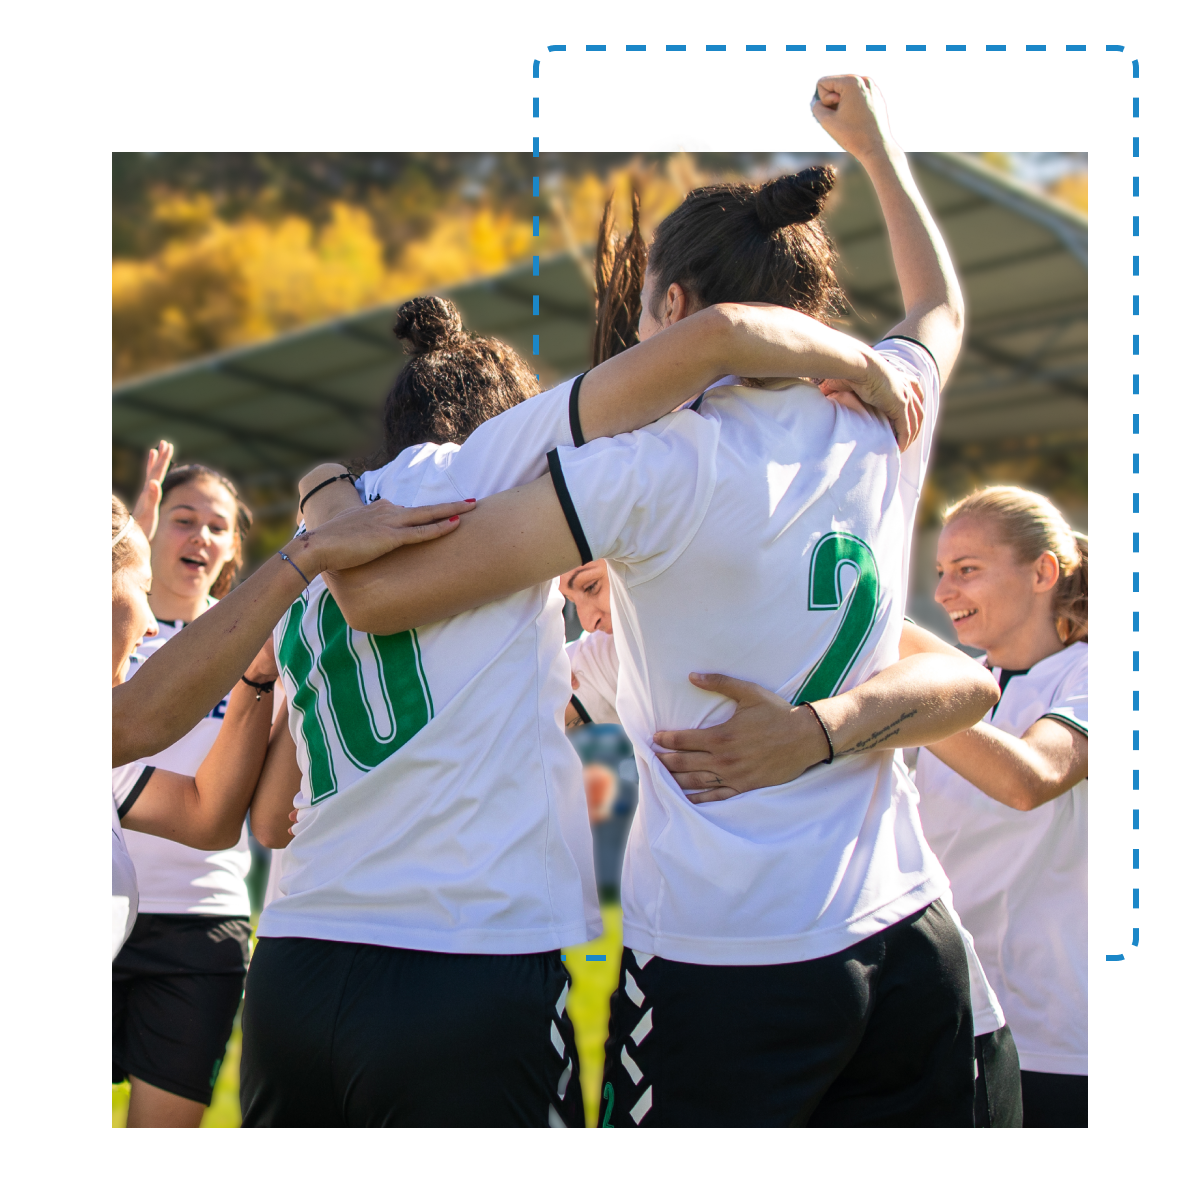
[1031,550,1060,594]
[661,282,691,327]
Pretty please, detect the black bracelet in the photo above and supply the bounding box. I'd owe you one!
[241,675,275,702]
[299,472,356,514]
[800,701,835,764]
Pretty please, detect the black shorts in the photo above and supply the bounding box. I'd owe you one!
[974,1025,1022,1126]
[240,937,585,1127]
[600,899,973,1127]
[112,913,250,1106]
[1020,1069,1087,1127]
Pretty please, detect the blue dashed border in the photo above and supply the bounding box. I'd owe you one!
[532,42,1129,965]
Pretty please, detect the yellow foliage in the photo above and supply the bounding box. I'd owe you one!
[1049,172,1088,214]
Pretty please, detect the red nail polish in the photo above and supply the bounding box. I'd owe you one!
[464,498,476,503]
[449,515,459,522]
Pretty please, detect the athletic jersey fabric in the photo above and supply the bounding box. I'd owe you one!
[916,641,1088,1074]
[124,603,251,916]
[550,339,948,967]
[566,631,621,725]
[259,378,602,954]
[112,763,151,959]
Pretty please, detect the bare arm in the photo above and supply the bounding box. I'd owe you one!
[120,673,274,849]
[249,708,304,849]
[923,717,1087,812]
[812,75,965,383]
[112,498,473,766]
[653,622,1000,803]
[322,476,579,636]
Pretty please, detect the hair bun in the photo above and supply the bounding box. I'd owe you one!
[755,165,837,232]
[393,296,463,354]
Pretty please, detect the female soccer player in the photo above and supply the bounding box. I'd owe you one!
[915,487,1088,1128]
[239,289,928,1128]
[294,75,999,1126]
[114,461,263,1127]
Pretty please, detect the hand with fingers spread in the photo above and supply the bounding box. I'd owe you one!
[652,673,833,803]
[131,439,175,540]
[289,496,477,581]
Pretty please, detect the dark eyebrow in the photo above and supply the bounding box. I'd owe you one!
[168,504,197,513]
[564,568,585,589]
[949,555,982,564]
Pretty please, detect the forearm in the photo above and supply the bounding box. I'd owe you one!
[113,550,308,766]
[190,683,274,847]
[249,713,303,849]
[815,653,999,756]
[860,147,959,315]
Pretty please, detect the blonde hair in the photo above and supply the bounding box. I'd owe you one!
[112,495,139,575]
[943,485,1087,646]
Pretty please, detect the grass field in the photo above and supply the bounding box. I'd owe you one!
[113,903,624,1128]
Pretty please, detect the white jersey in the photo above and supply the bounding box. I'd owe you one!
[916,642,1088,1073]
[259,378,602,954]
[112,763,153,958]
[566,631,621,725]
[124,604,251,916]
[550,339,949,966]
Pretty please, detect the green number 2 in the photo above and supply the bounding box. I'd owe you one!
[278,591,433,802]
[792,533,880,705]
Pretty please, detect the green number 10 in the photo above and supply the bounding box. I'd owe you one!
[278,591,433,802]
[792,533,880,705]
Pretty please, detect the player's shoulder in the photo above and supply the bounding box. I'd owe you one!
[360,442,445,503]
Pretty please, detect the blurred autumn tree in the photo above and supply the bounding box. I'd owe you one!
[112,152,771,382]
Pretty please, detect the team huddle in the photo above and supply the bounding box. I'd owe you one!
[110,77,1088,1128]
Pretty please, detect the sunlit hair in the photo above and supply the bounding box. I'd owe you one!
[944,486,1087,646]
[112,495,138,576]
[159,465,253,599]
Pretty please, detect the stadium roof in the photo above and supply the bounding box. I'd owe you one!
[113,152,1086,492]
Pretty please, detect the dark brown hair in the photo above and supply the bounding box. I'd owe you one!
[380,296,540,460]
[592,185,647,366]
[159,464,253,599]
[646,165,845,321]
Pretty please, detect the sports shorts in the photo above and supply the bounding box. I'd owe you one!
[240,937,584,1127]
[1020,1070,1087,1128]
[974,1025,1022,1126]
[112,913,250,1106]
[600,899,973,1127]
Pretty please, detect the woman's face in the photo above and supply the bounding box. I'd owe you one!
[934,516,1059,653]
[150,478,239,606]
[113,530,157,686]
[560,560,613,635]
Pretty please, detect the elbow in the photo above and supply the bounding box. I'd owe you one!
[192,817,246,852]
[250,811,290,852]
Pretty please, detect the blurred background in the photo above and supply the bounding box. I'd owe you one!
[111,150,1086,1126]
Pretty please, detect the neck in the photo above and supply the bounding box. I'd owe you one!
[151,588,210,624]
[983,619,1066,672]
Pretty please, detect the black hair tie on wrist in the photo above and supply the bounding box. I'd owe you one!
[241,675,275,702]
[299,472,357,515]
[800,701,835,764]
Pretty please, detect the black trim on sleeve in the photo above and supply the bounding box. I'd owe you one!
[874,335,942,386]
[1041,712,1089,738]
[546,448,594,565]
[568,372,589,447]
[117,766,156,820]
[569,695,594,725]
[688,390,708,412]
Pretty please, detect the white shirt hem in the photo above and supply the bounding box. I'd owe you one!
[621,876,947,967]
[256,911,603,954]
[134,900,251,917]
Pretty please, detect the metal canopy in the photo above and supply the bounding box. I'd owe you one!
[113,152,1085,488]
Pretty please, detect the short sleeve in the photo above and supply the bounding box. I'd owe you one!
[1043,651,1088,736]
[873,337,941,496]
[549,409,720,586]
[443,376,578,499]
